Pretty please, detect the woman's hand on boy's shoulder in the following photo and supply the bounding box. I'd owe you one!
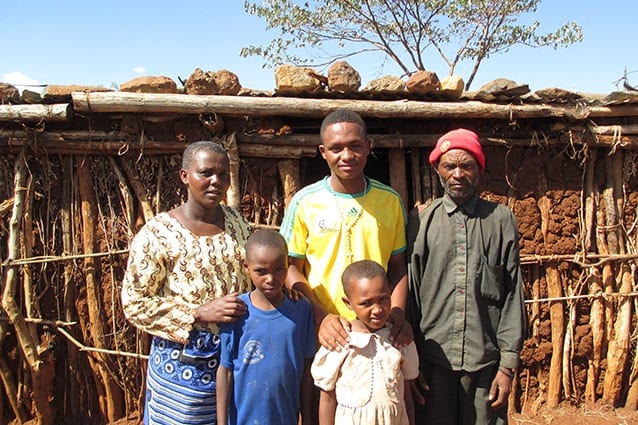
[195,292,247,325]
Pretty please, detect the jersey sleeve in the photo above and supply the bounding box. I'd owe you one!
[391,194,408,255]
[279,193,308,258]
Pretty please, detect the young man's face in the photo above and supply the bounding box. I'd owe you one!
[179,150,230,209]
[319,122,370,183]
[435,148,481,205]
[343,275,391,332]
[245,245,288,304]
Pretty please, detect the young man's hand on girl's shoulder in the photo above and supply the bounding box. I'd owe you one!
[318,313,351,351]
[387,309,414,348]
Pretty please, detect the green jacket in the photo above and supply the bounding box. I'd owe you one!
[407,194,526,372]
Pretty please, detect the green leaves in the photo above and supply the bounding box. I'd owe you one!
[242,0,582,89]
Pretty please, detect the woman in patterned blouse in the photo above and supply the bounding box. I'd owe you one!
[121,141,252,425]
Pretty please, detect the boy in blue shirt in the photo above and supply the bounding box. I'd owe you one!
[217,229,316,425]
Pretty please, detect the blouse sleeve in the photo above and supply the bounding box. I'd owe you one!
[121,222,196,344]
[310,346,348,392]
[401,341,420,381]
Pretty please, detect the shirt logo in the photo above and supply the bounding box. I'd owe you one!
[242,340,264,364]
[344,207,359,217]
[316,216,340,233]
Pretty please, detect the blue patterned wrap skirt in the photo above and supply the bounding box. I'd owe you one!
[144,328,220,425]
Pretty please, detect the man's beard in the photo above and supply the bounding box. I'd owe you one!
[439,174,479,202]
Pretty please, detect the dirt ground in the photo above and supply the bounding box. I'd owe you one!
[511,404,638,425]
[108,405,638,425]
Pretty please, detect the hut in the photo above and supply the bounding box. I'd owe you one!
[0,69,637,424]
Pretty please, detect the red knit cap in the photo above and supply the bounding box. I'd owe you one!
[428,128,485,170]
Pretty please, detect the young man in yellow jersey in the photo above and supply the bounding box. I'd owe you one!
[280,109,412,350]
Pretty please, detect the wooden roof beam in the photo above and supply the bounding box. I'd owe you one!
[0,104,72,122]
[72,92,638,120]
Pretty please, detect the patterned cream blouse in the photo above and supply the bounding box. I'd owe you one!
[121,206,251,344]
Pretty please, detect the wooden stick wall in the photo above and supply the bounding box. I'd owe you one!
[0,132,636,424]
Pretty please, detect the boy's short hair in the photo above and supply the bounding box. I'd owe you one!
[319,109,368,141]
[341,260,388,296]
[246,229,288,260]
[182,141,228,169]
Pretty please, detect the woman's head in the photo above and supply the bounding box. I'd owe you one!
[180,141,230,209]
[182,141,229,169]
[341,260,391,331]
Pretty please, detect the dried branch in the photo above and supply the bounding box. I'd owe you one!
[56,327,148,361]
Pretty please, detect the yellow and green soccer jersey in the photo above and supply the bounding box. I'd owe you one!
[280,176,407,320]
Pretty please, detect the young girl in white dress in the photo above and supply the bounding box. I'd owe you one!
[311,260,419,425]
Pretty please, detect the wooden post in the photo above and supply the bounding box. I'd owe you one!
[562,292,575,400]
[221,133,241,208]
[278,159,301,209]
[602,152,631,406]
[22,172,40,342]
[583,149,604,403]
[109,157,136,237]
[0,357,28,422]
[538,167,564,408]
[410,148,422,207]
[246,165,261,225]
[546,264,564,408]
[388,148,408,208]
[625,285,638,408]
[599,150,618,377]
[585,270,604,403]
[77,158,124,421]
[603,265,634,406]
[1,152,57,424]
[530,266,541,345]
[120,157,154,223]
[1,152,41,368]
[422,157,440,202]
[61,156,81,419]
[0,152,33,423]
[582,148,597,252]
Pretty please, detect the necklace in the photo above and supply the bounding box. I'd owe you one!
[331,177,368,264]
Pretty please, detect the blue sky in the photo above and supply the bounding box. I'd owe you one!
[2,1,636,94]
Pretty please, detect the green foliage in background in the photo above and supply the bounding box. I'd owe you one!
[242,0,582,89]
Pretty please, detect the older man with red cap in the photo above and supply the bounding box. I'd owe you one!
[407,128,526,425]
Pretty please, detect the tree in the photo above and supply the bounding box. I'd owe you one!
[242,0,582,89]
